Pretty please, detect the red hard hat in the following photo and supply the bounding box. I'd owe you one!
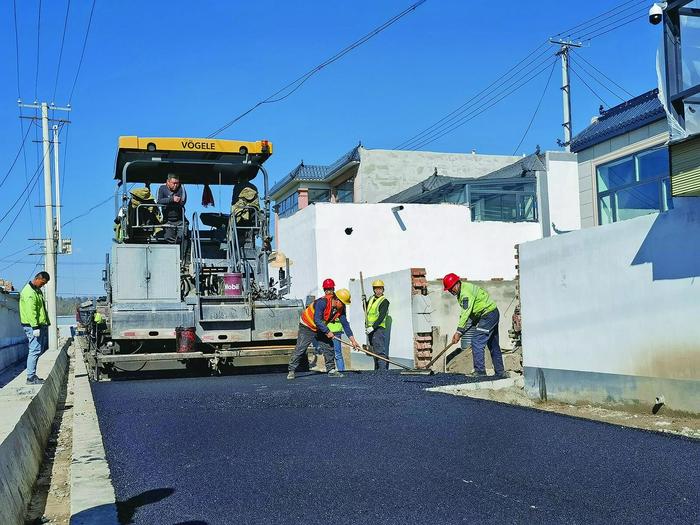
[443,273,461,291]
[322,278,335,290]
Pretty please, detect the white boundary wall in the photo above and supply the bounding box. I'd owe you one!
[519,199,700,411]
[278,203,541,301]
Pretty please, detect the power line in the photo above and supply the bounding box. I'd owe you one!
[52,0,72,103]
[207,0,428,138]
[412,58,558,151]
[68,0,96,104]
[0,243,41,263]
[572,51,634,98]
[568,54,627,103]
[63,193,113,227]
[553,0,644,39]
[35,0,42,100]
[0,124,33,189]
[576,12,647,42]
[569,64,609,107]
[401,54,556,150]
[512,60,558,155]
[395,42,552,149]
[565,1,648,41]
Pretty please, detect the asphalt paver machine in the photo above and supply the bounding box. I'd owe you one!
[86,136,303,380]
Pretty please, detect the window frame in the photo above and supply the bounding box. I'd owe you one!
[595,146,672,225]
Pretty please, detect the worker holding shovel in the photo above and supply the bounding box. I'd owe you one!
[443,273,507,379]
[365,280,390,370]
[287,289,361,380]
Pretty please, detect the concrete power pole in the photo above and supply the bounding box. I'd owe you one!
[53,125,63,251]
[550,39,582,152]
[18,101,71,352]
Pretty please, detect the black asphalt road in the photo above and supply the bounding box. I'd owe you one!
[92,371,699,525]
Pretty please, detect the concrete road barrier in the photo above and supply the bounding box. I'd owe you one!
[0,341,69,525]
[70,343,118,524]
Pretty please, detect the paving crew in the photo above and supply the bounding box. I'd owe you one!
[288,288,360,380]
[365,279,390,370]
[321,279,347,372]
[443,273,507,378]
[19,271,51,385]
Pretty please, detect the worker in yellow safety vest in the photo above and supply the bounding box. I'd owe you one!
[287,288,360,380]
[365,280,390,370]
[19,271,51,385]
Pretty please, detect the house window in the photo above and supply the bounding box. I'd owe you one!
[308,188,331,204]
[334,179,354,203]
[596,147,672,225]
[277,191,299,218]
[470,181,538,222]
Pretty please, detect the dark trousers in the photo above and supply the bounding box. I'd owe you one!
[470,309,505,374]
[289,324,335,372]
[369,327,388,370]
[164,219,182,243]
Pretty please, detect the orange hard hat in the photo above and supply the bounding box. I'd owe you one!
[443,273,461,291]
[322,278,335,290]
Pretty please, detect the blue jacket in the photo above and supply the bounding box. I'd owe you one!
[313,297,353,337]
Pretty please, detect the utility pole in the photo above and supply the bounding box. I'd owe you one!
[53,125,62,251]
[550,39,582,152]
[18,101,71,352]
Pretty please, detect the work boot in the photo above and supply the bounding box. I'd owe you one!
[327,369,344,378]
[466,371,487,379]
[286,371,295,380]
[26,376,45,385]
[494,371,510,380]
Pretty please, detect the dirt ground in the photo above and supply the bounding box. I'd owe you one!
[435,378,700,440]
[25,347,74,525]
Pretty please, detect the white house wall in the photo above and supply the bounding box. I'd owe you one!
[519,199,700,413]
[278,203,541,302]
[545,152,581,232]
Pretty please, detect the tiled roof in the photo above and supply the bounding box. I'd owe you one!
[570,89,666,153]
[480,153,546,179]
[381,173,465,203]
[269,145,361,198]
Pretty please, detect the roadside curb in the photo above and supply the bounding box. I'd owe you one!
[426,375,524,394]
[0,340,69,525]
[70,343,119,524]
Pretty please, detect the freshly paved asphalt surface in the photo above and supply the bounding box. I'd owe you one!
[92,371,699,524]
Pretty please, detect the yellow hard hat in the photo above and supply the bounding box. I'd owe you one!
[372,279,385,288]
[335,288,351,305]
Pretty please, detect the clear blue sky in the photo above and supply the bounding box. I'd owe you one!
[0,0,661,295]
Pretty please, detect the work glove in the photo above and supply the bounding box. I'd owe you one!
[32,328,41,338]
[365,327,374,335]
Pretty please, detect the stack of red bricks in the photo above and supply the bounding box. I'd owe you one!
[411,268,433,366]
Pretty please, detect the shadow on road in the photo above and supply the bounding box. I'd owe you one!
[117,488,175,524]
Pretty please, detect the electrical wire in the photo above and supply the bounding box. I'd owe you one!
[576,12,647,42]
[569,64,609,106]
[0,243,41,263]
[395,42,552,150]
[512,60,558,155]
[565,1,649,41]
[412,59,558,151]
[207,0,427,138]
[0,124,33,189]
[568,54,626,103]
[52,0,72,103]
[552,0,645,39]
[35,0,42,100]
[62,194,113,227]
[572,51,634,98]
[68,0,96,104]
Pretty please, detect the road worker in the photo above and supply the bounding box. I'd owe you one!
[156,173,187,243]
[321,279,349,371]
[365,279,390,370]
[309,278,336,369]
[287,288,360,380]
[443,273,507,379]
[19,271,51,385]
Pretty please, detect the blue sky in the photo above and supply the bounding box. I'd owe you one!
[0,0,661,295]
